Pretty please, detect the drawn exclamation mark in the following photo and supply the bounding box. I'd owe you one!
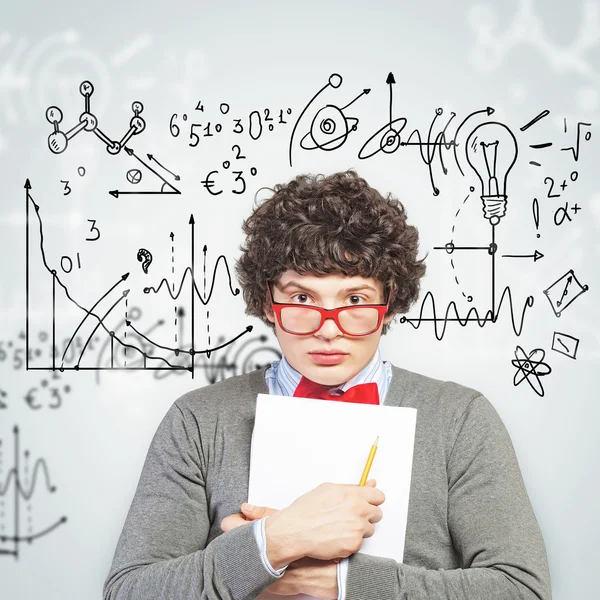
[532,198,540,238]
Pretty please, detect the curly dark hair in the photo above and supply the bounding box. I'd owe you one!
[235,169,426,335]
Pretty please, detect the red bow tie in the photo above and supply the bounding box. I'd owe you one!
[293,376,379,405]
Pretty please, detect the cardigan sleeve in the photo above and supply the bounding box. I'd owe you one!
[103,402,283,600]
[343,395,552,600]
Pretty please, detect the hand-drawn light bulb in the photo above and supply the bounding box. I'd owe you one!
[465,122,518,226]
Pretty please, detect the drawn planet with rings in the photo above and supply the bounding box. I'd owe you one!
[126,169,142,184]
[300,105,358,151]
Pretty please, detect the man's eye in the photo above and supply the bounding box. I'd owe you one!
[293,294,309,303]
[349,295,363,304]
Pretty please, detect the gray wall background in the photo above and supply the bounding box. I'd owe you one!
[0,1,598,598]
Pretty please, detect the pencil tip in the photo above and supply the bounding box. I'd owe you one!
[374,435,379,446]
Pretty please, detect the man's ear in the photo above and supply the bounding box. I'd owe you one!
[264,306,275,323]
[383,311,395,325]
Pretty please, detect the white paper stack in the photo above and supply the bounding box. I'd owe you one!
[248,393,417,600]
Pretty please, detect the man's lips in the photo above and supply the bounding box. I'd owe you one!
[309,352,348,365]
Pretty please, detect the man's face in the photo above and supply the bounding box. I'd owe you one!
[264,270,393,386]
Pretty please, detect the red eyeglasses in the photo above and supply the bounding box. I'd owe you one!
[266,282,390,337]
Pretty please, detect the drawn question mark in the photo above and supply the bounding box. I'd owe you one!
[137,248,153,274]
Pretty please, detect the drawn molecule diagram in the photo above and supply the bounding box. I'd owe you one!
[46,80,145,155]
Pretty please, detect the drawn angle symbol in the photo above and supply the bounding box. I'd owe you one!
[108,148,181,197]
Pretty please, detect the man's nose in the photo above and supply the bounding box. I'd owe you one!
[315,315,343,337]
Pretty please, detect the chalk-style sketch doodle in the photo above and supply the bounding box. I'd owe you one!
[551,332,580,359]
[532,197,541,237]
[400,287,533,341]
[92,307,281,384]
[405,117,535,340]
[0,426,67,559]
[502,250,544,262]
[137,248,152,274]
[543,270,589,317]
[0,329,75,409]
[24,374,71,410]
[561,121,592,161]
[25,180,259,379]
[520,109,550,132]
[519,109,553,168]
[289,72,368,166]
[289,71,501,195]
[108,147,181,198]
[46,81,145,154]
[358,72,493,195]
[43,80,180,198]
[511,346,552,397]
[201,145,258,196]
[465,121,518,226]
[126,169,142,184]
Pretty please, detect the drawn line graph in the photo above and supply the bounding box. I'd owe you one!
[25,179,252,377]
[0,426,67,559]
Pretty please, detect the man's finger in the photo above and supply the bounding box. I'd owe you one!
[220,513,250,532]
[241,503,278,519]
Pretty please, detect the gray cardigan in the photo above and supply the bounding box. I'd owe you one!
[103,364,551,600]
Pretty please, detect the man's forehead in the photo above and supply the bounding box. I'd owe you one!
[275,270,382,290]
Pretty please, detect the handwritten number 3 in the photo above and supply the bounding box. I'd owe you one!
[86,219,100,241]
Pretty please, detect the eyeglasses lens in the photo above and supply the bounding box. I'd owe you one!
[280,306,380,335]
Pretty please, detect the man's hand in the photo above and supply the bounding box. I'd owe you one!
[264,557,338,598]
[220,505,278,533]
[221,506,338,598]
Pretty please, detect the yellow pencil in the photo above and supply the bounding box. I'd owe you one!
[334,436,381,563]
[358,435,379,486]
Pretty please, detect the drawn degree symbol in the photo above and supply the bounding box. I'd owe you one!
[137,248,153,274]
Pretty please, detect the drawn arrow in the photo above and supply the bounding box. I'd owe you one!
[108,147,181,197]
[557,275,572,307]
[386,72,395,127]
[501,250,544,262]
[147,154,180,180]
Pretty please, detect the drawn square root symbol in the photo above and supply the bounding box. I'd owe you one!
[551,332,580,360]
[543,269,588,317]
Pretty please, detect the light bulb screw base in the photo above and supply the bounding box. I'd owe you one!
[481,195,507,226]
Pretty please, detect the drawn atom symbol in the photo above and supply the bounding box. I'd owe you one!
[511,346,552,397]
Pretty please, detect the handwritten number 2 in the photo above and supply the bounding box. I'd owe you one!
[544,177,560,198]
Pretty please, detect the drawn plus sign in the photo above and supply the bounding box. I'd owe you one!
[571,204,581,215]
[560,180,568,191]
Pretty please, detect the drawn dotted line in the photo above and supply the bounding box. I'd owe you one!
[204,249,210,353]
[173,241,177,345]
[124,299,127,367]
[450,192,473,303]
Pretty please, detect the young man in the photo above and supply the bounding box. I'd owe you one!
[103,171,551,600]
